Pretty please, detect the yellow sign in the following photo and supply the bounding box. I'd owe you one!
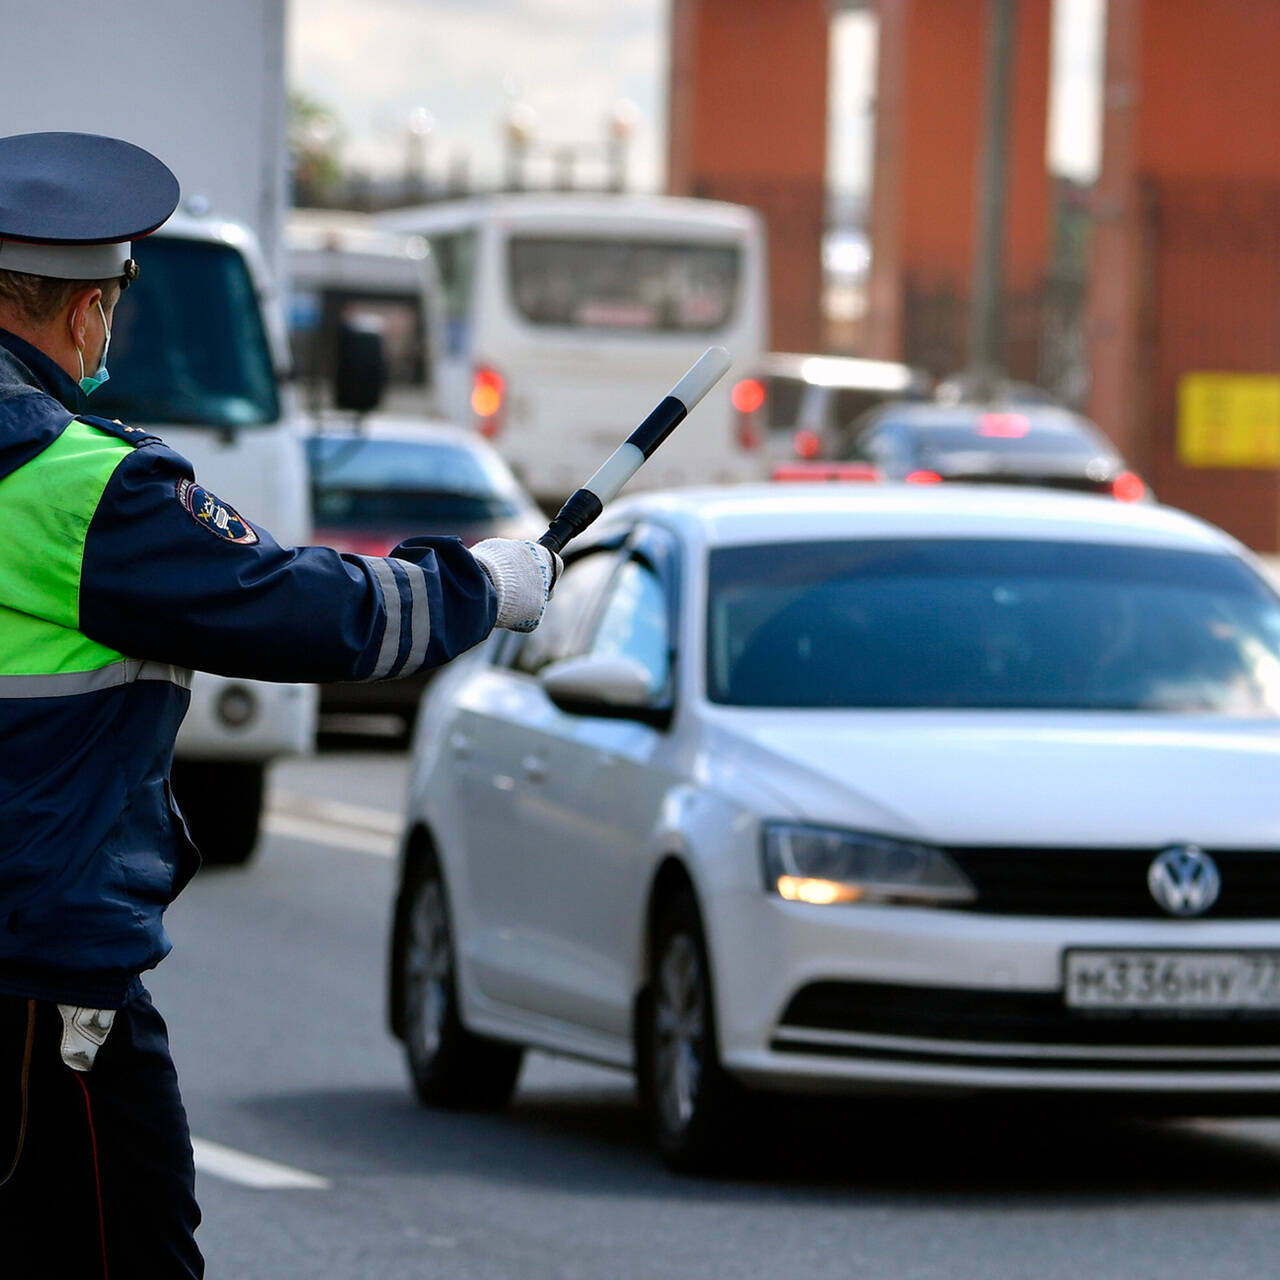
[1177,373,1280,469]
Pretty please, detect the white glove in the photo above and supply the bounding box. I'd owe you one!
[471,538,563,633]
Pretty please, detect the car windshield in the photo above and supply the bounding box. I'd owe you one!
[707,539,1280,714]
[507,236,740,332]
[93,237,279,427]
[307,436,526,527]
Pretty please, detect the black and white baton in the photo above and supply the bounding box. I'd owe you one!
[538,345,733,556]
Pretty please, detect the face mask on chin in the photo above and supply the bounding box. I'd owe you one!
[77,299,111,395]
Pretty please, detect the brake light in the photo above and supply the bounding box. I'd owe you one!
[1111,470,1146,502]
[905,469,943,484]
[793,428,821,459]
[731,378,765,414]
[771,462,881,483]
[732,377,765,451]
[471,365,504,437]
[977,412,1030,438]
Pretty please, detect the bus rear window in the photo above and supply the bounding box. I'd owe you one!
[507,237,740,332]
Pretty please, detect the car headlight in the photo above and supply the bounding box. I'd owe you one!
[761,822,976,907]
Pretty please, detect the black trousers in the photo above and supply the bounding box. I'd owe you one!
[0,987,203,1278]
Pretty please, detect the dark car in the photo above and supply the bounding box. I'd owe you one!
[305,420,544,733]
[837,400,1149,501]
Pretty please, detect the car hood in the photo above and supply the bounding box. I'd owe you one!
[712,711,1280,847]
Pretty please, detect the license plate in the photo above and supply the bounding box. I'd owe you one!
[1064,950,1280,1012]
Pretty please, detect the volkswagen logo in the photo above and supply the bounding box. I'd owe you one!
[1148,845,1221,917]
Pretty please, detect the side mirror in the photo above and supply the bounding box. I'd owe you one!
[540,654,669,725]
[334,321,387,414]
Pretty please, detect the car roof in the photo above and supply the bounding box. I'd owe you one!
[760,352,930,394]
[303,418,490,450]
[600,485,1246,558]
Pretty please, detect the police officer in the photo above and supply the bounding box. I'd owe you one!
[0,132,559,1276]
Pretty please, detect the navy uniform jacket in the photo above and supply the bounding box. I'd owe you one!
[0,328,498,1007]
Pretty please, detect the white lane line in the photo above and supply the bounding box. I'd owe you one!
[263,811,397,858]
[192,1137,331,1190]
[271,792,402,836]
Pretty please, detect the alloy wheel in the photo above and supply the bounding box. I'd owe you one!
[404,878,451,1066]
[653,932,707,1138]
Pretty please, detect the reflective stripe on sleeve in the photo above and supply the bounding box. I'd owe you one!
[393,560,432,677]
[358,556,402,681]
[0,660,193,700]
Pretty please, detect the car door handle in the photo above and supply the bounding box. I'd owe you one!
[522,754,548,783]
[450,732,472,760]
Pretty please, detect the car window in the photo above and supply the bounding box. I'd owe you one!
[707,539,1280,714]
[306,436,525,527]
[585,557,671,696]
[291,288,427,394]
[425,230,478,356]
[850,422,902,467]
[763,374,807,430]
[507,548,622,677]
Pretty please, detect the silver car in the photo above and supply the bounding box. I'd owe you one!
[388,485,1280,1169]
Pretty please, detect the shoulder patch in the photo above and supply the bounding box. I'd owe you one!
[177,478,260,545]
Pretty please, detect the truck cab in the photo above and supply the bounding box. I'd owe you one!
[91,209,317,864]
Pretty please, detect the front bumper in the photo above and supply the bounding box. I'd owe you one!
[709,891,1280,1099]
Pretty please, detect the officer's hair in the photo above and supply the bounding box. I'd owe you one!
[0,269,122,326]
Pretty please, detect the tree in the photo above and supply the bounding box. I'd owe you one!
[289,92,344,207]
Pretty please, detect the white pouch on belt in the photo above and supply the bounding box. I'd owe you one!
[56,1004,116,1072]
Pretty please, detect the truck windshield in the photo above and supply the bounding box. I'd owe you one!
[93,237,279,428]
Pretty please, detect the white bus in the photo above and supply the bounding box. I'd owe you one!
[378,193,768,506]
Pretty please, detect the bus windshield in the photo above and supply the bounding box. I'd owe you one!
[507,237,740,333]
[93,237,279,428]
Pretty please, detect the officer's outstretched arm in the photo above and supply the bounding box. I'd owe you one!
[75,440,512,683]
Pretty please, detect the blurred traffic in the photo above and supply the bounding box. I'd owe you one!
[7,0,1280,1269]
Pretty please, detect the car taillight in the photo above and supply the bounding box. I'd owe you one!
[471,365,504,437]
[905,469,943,484]
[1111,470,1147,502]
[731,377,765,451]
[793,428,821,459]
[771,462,881,483]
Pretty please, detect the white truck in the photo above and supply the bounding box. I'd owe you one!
[4,0,314,863]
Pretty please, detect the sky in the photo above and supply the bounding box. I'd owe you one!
[288,0,1106,201]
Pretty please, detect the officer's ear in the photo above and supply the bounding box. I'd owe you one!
[66,285,103,350]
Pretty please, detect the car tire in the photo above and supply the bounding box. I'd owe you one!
[169,760,263,867]
[639,887,742,1172]
[397,853,523,1110]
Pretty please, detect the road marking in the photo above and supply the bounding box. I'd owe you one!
[271,791,402,835]
[263,811,397,858]
[264,791,400,858]
[192,1137,331,1190]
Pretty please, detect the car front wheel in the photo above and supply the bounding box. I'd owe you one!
[398,855,523,1110]
[639,888,742,1171]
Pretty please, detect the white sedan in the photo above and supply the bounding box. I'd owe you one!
[387,485,1280,1169]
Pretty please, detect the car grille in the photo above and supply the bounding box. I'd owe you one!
[943,846,1280,918]
[775,981,1280,1064]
